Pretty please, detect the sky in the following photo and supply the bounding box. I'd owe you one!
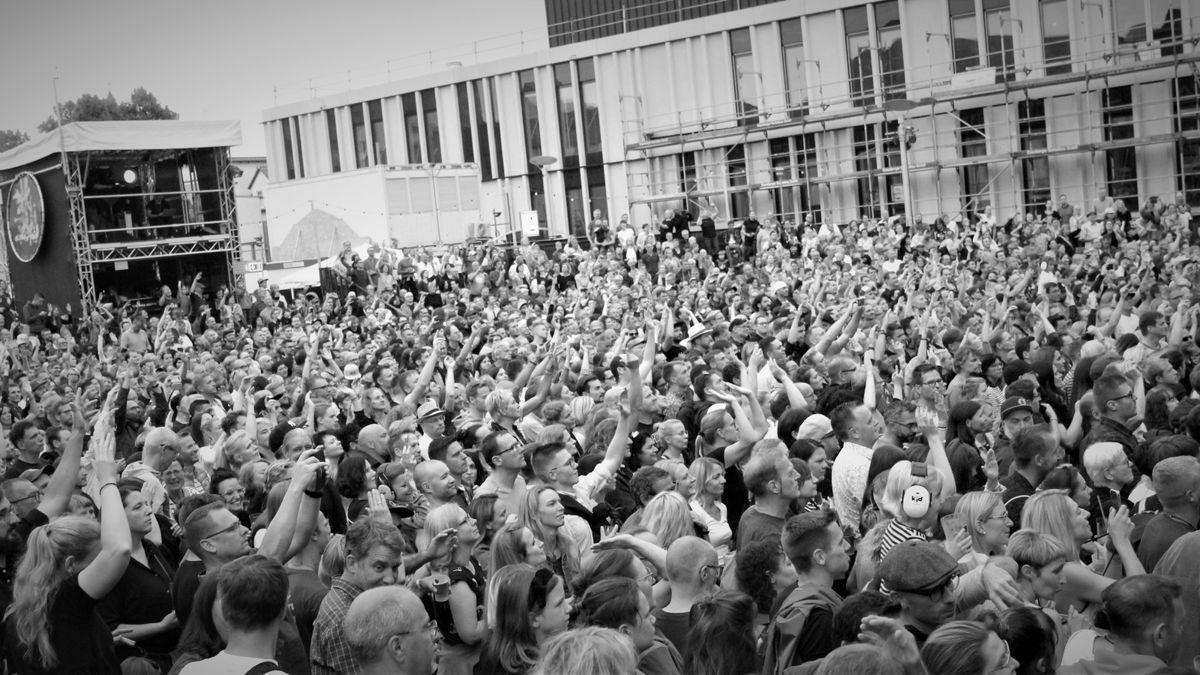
[0,0,547,156]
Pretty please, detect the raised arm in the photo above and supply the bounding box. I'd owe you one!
[258,454,322,564]
[78,416,132,600]
[38,407,87,519]
[403,342,443,409]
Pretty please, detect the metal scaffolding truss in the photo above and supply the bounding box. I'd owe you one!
[63,148,240,314]
[88,235,237,263]
[64,154,94,311]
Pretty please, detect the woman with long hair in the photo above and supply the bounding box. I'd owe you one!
[944,400,994,493]
[683,590,758,675]
[4,422,130,674]
[640,491,694,550]
[166,571,222,674]
[953,491,1012,567]
[468,494,506,572]
[572,576,682,675]
[734,540,798,630]
[478,565,569,675]
[490,524,549,573]
[1037,465,1093,509]
[518,486,580,588]
[1020,490,1143,607]
[424,503,487,675]
[688,457,732,565]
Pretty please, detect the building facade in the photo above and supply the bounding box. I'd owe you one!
[263,0,1199,243]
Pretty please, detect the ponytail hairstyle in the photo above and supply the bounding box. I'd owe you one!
[684,590,758,675]
[5,515,101,668]
[570,576,642,630]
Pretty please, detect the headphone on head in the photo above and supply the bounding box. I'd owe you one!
[902,462,931,520]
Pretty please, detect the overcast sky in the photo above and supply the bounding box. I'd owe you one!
[0,0,546,156]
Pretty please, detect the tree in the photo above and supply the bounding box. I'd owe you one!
[0,130,29,153]
[37,87,178,133]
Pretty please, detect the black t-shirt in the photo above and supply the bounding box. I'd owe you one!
[287,567,329,651]
[171,559,206,626]
[652,608,691,654]
[97,541,179,660]
[5,574,120,675]
[3,458,42,481]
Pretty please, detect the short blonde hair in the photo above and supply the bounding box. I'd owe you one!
[531,626,637,675]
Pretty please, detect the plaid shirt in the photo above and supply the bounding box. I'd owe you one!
[310,577,364,675]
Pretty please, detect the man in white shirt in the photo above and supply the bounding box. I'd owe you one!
[829,402,882,533]
[180,555,290,675]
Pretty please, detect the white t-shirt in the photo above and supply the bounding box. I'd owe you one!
[179,651,287,675]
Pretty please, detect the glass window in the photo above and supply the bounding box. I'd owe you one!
[421,89,441,164]
[1174,77,1200,208]
[292,118,304,179]
[875,1,905,101]
[727,144,749,218]
[958,108,988,211]
[281,120,296,180]
[577,58,602,164]
[1112,0,1145,46]
[854,124,881,218]
[1151,0,1182,56]
[1103,86,1137,208]
[565,168,585,238]
[351,103,369,169]
[519,70,542,166]
[984,1,1014,81]
[730,28,758,124]
[845,7,874,107]
[586,165,608,226]
[456,83,474,163]
[368,99,386,165]
[555,63,579,169]
[402,93,421,164]
[950,0,980,73]
[471,80,493,179]
[489,78,505,177]
[1040,0,1071,75]
[797,133,821,223]
[780,18,808,118]
[1018,99,1050,215]
[326,109,341,173]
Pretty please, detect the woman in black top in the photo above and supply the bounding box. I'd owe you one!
[5,421,131,674]
[424,503,487,675]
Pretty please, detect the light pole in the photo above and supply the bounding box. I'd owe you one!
[883,98,920,222]
[425,164,444,244]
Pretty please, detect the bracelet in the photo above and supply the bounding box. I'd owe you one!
[99,482,118,493]
[303,488,324,499]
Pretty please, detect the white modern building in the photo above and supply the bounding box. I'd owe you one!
[262,0,1199,246]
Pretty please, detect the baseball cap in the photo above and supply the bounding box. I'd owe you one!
[796,414,834,441]
[19,466,53,482]
[1002,360,1034,385]
[878,540,959,594]
[1000,396,1034,419]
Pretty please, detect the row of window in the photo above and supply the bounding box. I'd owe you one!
[651,77,1198,223]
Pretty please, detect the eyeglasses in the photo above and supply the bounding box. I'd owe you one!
[11,491,42,505]
[701,564,725,578]
[395,619,440,642]
[987,639,1018,675]
[640,570,661,585]
[1110,391,1134,403]
[201,520,243,541]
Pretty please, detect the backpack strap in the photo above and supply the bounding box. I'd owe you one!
[244,663,280,675]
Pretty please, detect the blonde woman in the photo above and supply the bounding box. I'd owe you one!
[1020,490,1143,608]
[953,491,1012,568]
[640,491,694,550]
[654,460,696,500]
[651,419,689,464]
[423,503,487,675]
[689,457,732,564]
[519,486,580,590]
[5,417,130,673]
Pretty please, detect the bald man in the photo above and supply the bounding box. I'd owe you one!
[122,426,178,525]
[344,586,436,675]
[358,424,389,467]
[413,460,461,510]
[654,536,720,653]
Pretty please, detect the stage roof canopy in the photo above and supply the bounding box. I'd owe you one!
[0,120,242,172]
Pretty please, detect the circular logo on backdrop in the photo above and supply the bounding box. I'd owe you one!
[6,172,44,263]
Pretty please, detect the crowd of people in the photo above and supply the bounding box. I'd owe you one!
[0,191,1197,675]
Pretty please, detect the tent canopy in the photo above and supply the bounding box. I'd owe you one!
[0,120,242,172]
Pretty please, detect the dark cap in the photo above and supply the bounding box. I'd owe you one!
[878,540,958,593]
[1000,396,1034,419]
